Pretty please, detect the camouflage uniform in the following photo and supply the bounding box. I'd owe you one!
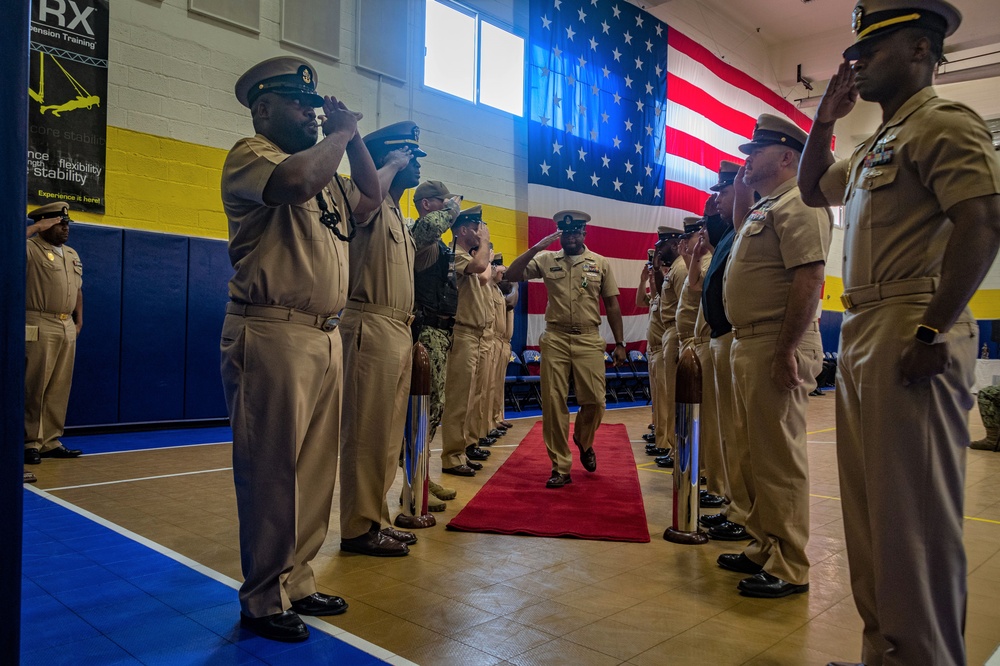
[410,205,460,443]
[973,384,1000,451]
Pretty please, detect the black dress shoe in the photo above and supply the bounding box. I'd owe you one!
[39,445,82,459]
[341,530,409,557]
[646,446,670,457]
[717,552,763,574]
[23,471,37,484]
[708,522,751,541]
[24,448,41,465]
[466,460,483,471]
[488,429,505,438]
[699,512,729,528]
[738,572,809,598]
[574,435,597,473]
[546,473,572,488]
[381,527,417,545]
[700,490,725,509]
[655,454,674,468]
[641,432,656,443]
[479,436,498,446]
[290,592,348,616]
[442,464,476,477]
[466,447,490,461]
[240,611,309,642]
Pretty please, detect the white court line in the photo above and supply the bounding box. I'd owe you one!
[987,644,1000,665]
[45,467,234,491]
[86,441,232,456]
[24,485,417,666]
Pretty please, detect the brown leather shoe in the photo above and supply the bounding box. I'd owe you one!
[23,471,37,484]
[341,530,409,557]
[546,473,572,488]
[442,464,477,477]
[381,527,417,545]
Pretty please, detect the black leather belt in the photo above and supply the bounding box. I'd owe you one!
[416,313,456,331]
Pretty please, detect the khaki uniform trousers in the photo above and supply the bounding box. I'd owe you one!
[695,339,727,499]
[539,329,606,475]
[25,313,77,452]
[339,310,413,540]
[473,328,497,441]
[220,315,342,617]
[491,339,511,427]
[441,324,485,468]
[710,332,750,525]
[730,329,822,585]
[838,300,976,666]
[657,327,680,448]
[647,344,663,437]
[417,325,452,443]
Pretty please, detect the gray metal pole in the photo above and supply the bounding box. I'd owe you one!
[664,346,708,545]
[396,342,436,529]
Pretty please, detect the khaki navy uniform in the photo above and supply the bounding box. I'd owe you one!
[472,285,498,441]
[25,238,82,453]
[441,246,492,468]
[220,134,355,617]
[488,285,512,429]
[723,176,831,586]
[657,257,687,450]
[644,293,666,442]
[678,254,727,499]
[523,248,620,474]
[339,195,416,540]
[818,86,1000,665]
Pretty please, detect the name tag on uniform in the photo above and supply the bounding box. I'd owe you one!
[549,266,563,273]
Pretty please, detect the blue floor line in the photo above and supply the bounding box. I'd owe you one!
[21,490,388,666]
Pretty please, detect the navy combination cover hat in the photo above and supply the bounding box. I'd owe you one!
[738,113,809,155]
[844,0,960,60]
[236,56,324,109]
[452,204,483,228]
[554,210,590,232]
[710,160,741,191]
[682,216,705,236]
[28,201,70,221]
[363,120,427,158]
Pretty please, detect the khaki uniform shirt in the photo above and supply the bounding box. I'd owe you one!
[676,253,712,341]
[819,87,1000,292]
[348,197,415,312]
[491,285,506,337]
[659,258,687,327]
[724,177,832,327]
[523,248,620,327]
[647,294,666,349]
[26,239,82,316]
[455,246,492,329]
[221,134,354,314]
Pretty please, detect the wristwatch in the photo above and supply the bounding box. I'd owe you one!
[615,341,627,348]
[914,324,943,345]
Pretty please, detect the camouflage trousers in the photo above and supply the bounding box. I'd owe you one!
[417,325,453,443]
[979,384,1000,431]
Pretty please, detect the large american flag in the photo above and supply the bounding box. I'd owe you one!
[526,0,812,347]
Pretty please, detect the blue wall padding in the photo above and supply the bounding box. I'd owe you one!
[184,238,231,419]
[65,226,123,426]
[118,230,190,423]
[819,310,843,355]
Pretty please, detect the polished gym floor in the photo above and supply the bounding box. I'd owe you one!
[22,394,1000,665]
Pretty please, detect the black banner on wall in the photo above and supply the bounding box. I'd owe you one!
[27,0,109,213]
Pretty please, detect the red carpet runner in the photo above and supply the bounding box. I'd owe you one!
[447,422,650,542]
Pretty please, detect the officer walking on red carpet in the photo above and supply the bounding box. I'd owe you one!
[799,1,1000,662]
[506,211,626,488]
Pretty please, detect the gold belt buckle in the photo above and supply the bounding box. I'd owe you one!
[840,293,854,310]
[405,314,416,326]
[321,316,340,332]
[58,313,70,320]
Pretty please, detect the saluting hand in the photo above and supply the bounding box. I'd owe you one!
[900,339,951,386]
[320,95,361,137]
[815,60,858,124]
[383,147,413,171]
[533,230,562,251]
[703,193,719,217]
